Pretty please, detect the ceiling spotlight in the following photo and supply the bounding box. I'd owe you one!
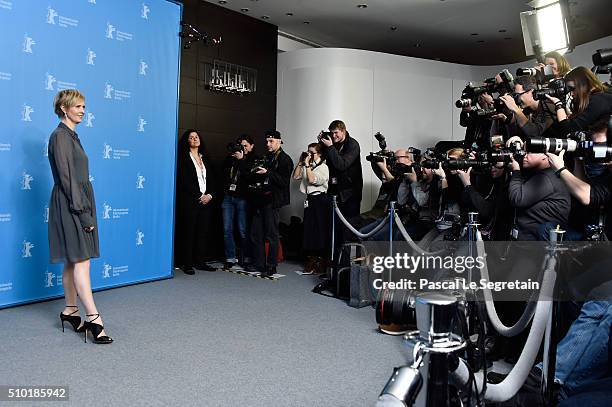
[303,21,310,24]
[390,26,398,31]
[357,4,368,8]
[286,12,294,16]
[261,15,270,20]
[499,29,507,33]
[240,8,249,12]
[414,42,422,48]
[218,0,227,4]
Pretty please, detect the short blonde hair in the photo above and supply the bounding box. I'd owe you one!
[53,89,85,119]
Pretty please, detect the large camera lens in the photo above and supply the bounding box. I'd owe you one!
[516,67,538,77]
[455,99,472,108]
[376,288,416,327]
[593,48,612,67]
[526,137,578,154]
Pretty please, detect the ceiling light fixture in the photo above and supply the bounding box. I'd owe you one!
[390,26,398,31]
[218,0,227,4]
[470,33,478,36]
[261,15,270,20]
[286,12,294,16]
[499,29,507,33]
[303,21,310,24]
[357,4,368,9]
[240,7,249,12]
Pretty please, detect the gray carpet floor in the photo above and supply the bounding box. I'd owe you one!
[0,262,408,407]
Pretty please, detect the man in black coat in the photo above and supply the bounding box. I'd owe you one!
[248,130,293,276]
[319,120,363,266]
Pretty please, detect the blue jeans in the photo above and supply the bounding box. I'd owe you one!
[538,301,612,400]
[221,195,247,262]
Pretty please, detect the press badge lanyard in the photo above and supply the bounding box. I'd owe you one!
[229,164,240,192]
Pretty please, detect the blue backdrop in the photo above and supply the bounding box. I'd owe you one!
[0,0,182,308]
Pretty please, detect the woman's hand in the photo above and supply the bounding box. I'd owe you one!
[200,194,212,205]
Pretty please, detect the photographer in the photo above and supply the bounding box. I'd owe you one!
[461,92,494,150]
[359,149,417,240]
[293,143,330,274]
[432,148,465,220]
[498,76,559,139]
[506,144,570,241]
[220,135,254,269]
[247,130,293,277]
[457,161,512,240]
[545,119,612,238]
[536,51,571,79]
[547,66,612,135]
[318,120,363,260]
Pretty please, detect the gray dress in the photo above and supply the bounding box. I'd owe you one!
[48,122,99,263]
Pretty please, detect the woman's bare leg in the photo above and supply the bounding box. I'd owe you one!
[72,259,108,336]
[61,263,78,315]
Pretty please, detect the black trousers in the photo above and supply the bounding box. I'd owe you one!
[250,203,280,269]
[174,203,213,268]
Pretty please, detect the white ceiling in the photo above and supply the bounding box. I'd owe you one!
[204,0,611,65]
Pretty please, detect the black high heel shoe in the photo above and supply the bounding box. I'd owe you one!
[60,306,85,333]
[83,313,113,344]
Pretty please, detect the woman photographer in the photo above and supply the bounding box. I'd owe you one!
[292,143,330,274]
[537,51,571,78]
[547,66,612,134]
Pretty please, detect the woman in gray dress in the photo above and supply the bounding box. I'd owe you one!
[49,89,112,344]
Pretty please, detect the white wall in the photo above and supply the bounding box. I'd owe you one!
[277,35,612,222]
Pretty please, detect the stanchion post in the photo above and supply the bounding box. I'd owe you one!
[541,226,565,405]
[388,201,396,281]
[331,195,337,263]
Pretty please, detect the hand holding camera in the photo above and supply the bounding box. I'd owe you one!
[299,151,309,164]
[317,130,333,146]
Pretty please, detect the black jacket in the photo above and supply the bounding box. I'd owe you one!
[251,148,293,209]
[558,92,612,135]
[324,134,363,204]
[221,154,253,198]
[176,150,216,210]
[508,168,570,240]
[460,111,493,150]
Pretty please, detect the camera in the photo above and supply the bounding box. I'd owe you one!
[226,141,244,154]
[526,134,612,162]
[467,98,509,119]
[366,132,394,165]
[516,65,555,84]
[532,78,569,101]
[318,131,332,142]
[250,157,267,172]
